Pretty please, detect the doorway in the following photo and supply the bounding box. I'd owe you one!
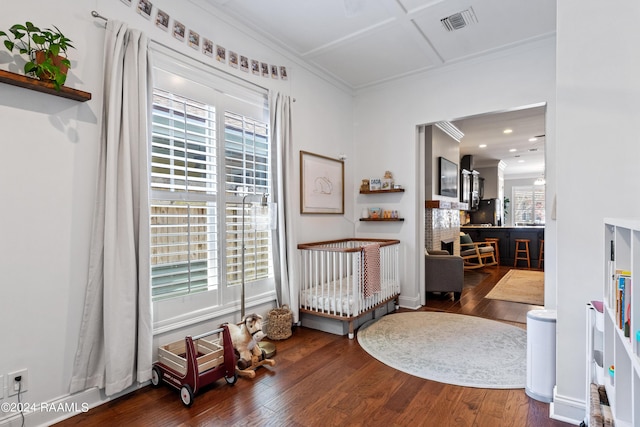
[418,103,547,306]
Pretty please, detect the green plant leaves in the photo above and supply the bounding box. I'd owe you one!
[1,21,74,90]
[32,34,45,45]
[49,44,60,57]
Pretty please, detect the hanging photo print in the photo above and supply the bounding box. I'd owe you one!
[216,45,226,63]
[251,59,260,75]
[188,30,200,49]
[172,20,185,41]
[155,9,169,31]
[229,51,239,68]
[203,38,214,57]
[137,0,153,19]
[240,55,249,72]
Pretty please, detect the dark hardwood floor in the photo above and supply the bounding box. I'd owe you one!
[55,266,571,427]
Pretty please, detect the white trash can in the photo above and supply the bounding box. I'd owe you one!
[526,309,557,402]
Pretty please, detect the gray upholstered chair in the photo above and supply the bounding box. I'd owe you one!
[425,249,464,301]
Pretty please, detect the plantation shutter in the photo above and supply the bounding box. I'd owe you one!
[513,185,545,225]
[150,89,219,299]
[224,112,272,286]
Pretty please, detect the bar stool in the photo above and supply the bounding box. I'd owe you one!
[514,239,531,268]
[538,239,545,269]
[485,237,500,265]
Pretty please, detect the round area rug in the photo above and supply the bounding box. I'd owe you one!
[357,312,526,389]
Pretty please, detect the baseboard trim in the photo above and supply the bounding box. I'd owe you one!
[398,294,421,310]
[549,386,584,425]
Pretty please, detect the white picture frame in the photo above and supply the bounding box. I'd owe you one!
[369,178,382,191]
[300,151,344,214]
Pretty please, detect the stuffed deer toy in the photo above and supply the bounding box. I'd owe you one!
[227,314,266,370]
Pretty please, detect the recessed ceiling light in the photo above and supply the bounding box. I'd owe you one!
[518,159,525,163]
[529,137,538,142]
[509,148,517,152]
[479,144,487,148]
[503,129,513,134]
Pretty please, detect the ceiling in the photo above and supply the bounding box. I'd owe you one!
[204,0,555,178]
[452,105,546,179]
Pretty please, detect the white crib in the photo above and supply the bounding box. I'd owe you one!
[297,239,400,338]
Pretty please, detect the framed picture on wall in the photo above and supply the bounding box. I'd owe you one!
[439,156,458,198]
[300,151,344,214]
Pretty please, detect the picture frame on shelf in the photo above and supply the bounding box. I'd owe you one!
[368,207,382,219]
[300,151,344,214]
[381,178,394,190]
[369,178,382,191]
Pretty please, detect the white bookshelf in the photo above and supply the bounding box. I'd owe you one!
[599,219,640,426]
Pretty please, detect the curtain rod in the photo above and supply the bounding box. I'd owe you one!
[89,10,295,102]
[91,10,107,21]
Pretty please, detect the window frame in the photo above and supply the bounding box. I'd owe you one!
[150,45,275,332]
[512,185,545,226]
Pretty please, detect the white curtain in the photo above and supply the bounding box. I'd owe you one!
[270,92,299,322]
[70,20,152,396]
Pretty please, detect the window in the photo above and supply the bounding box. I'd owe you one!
[512,185,545,225]
[149,48,273,326]
[150,90,219,299]
[223,112,272,287]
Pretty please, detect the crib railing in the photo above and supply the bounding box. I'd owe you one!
[297,239,400,318]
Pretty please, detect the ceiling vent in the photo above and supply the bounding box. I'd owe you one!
[441,7,478,32]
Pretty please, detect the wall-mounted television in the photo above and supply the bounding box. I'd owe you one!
[439,157,458,198]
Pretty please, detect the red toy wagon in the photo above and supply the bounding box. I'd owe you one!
[151,325,237,406]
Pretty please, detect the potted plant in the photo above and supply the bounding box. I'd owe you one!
[0,22,74,90]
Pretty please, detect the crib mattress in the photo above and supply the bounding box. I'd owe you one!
[300,278,397,316]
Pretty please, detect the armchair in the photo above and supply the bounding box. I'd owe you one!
[425,249,463,301]
[460,233,497,270]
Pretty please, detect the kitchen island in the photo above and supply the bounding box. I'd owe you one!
[460,225,544,268]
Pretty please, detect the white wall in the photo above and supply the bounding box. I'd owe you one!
[552,0,640,422]
[353,38,557,311]
[0,1,353,425]
[426,126,461,200]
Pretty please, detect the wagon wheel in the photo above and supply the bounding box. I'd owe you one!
[150,366,162,388]
[225,372,238,385]
[180,384,194,407]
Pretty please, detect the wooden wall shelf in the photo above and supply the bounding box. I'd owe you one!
[359,218,404,222]
[0,69,92,102]
[360,188,405,194]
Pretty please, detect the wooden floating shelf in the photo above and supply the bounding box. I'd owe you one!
[360,188,405,194]
[0,69,92,102]
[359,218,405,222]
